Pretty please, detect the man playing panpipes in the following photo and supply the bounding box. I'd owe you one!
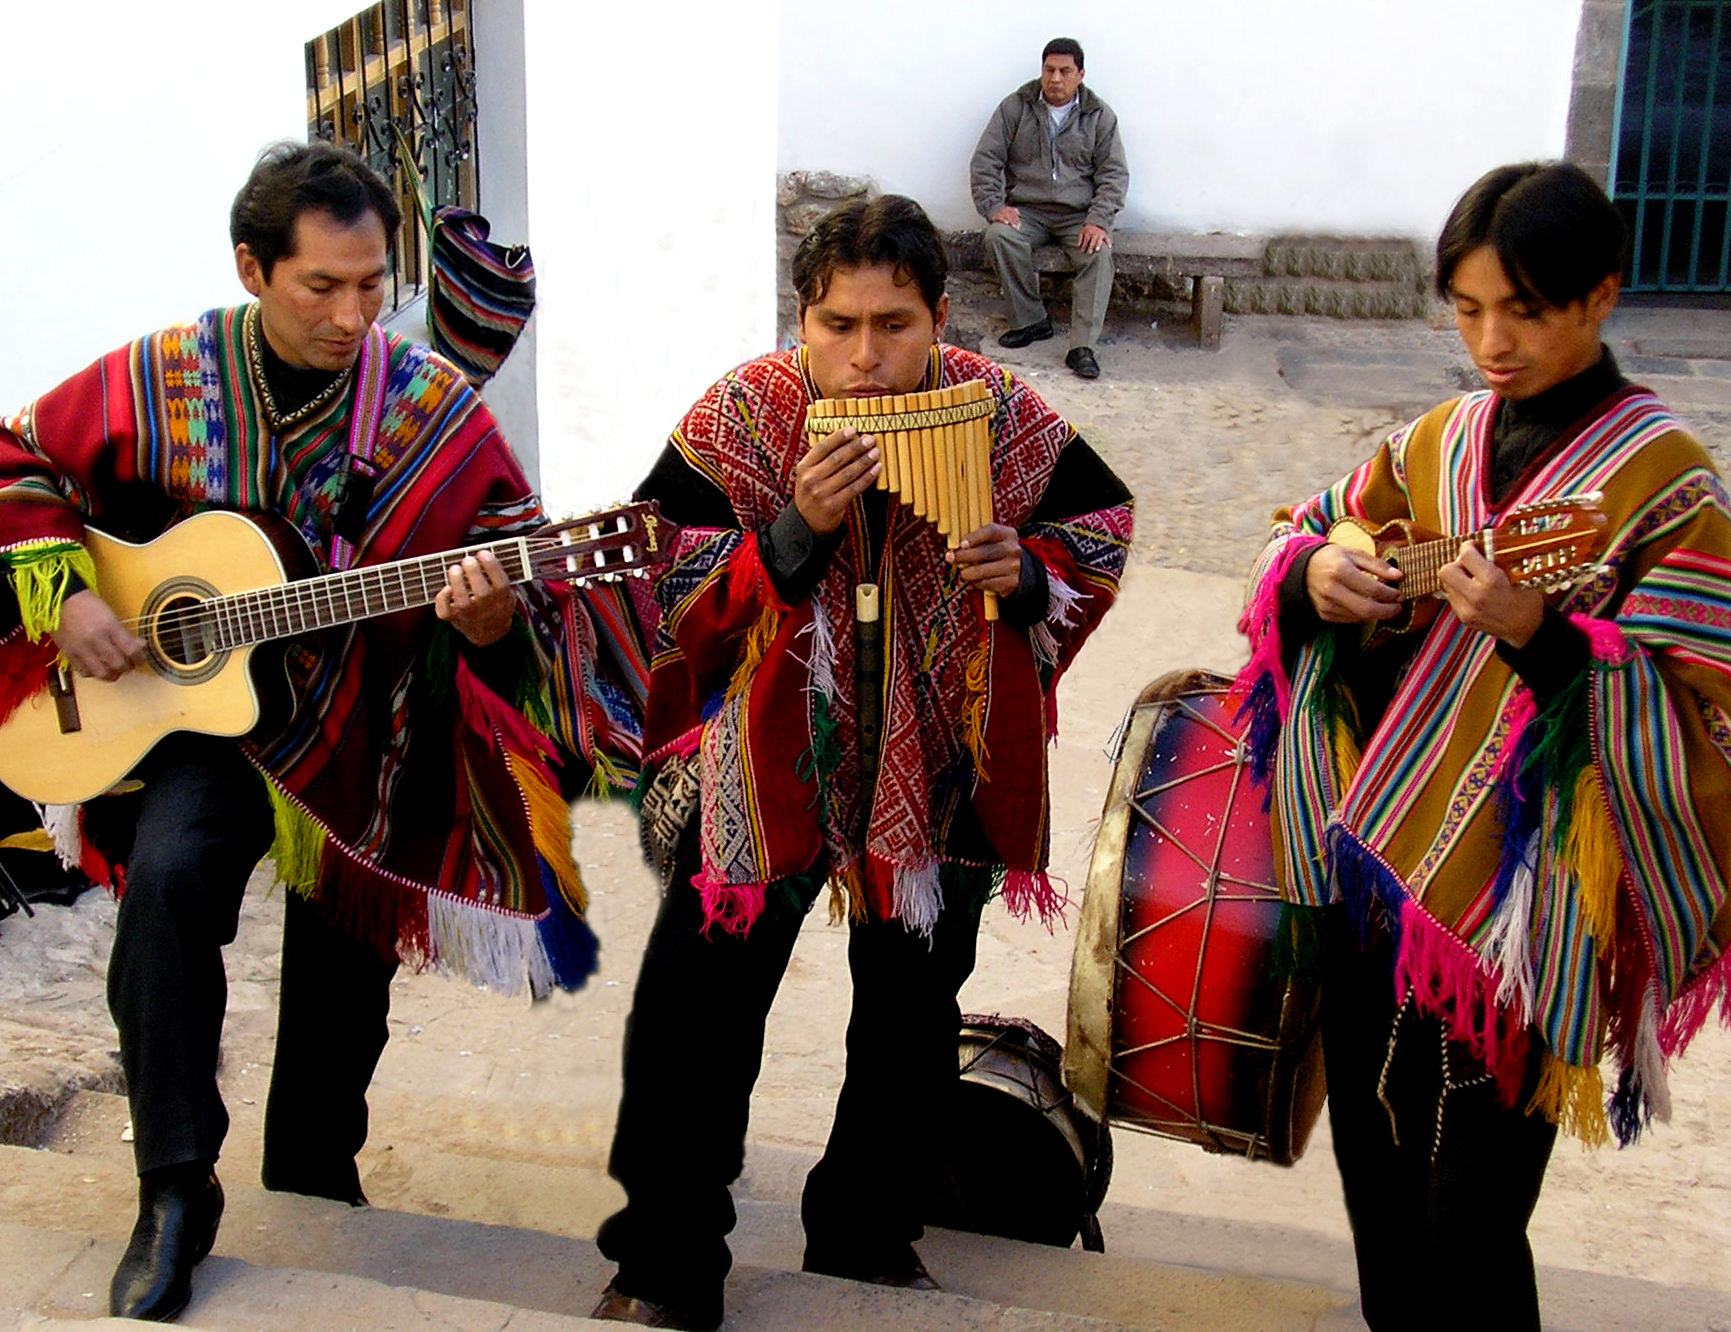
[0,143,599,1322]
[1235,162,1731,1330]
[590,195,1133,1329]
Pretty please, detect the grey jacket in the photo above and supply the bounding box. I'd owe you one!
[969,80,1129,231]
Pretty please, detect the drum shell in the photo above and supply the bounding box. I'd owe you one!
[1065,669,1325,1165]
[928,1015,1111,1250]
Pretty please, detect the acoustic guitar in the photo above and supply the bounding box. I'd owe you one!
[1327,493,1608,640]
[0,501,669,805]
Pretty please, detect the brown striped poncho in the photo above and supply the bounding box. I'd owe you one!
[1236,385,1731,1144]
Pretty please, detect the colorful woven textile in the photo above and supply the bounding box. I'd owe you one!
[642,344,1132,935]
[0,306,595,996]
[1236,385,1731,1142]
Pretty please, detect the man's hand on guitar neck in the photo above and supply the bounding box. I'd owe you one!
[52,589,148,681]
[435,550,517,648]
[1305,545,1402,625]
[1438,541,1545,649]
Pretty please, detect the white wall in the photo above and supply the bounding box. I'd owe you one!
[1,2,374,406]
[522,3,779,515]
[778,0,1585,240]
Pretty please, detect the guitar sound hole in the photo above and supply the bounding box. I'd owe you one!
[145,587,225,684]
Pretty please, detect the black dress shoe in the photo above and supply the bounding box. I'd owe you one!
[109,1169,225,1322]
[590,1280,723,1331]
[802,1251,941,1290]
[1065,346,1101,379]
[998,317,1054,349]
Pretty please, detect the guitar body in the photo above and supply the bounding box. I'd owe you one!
[0,499,672,806]
[0,511,307,805]
[1327,515,1441,639]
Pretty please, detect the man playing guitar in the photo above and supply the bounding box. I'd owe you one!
[0,143,597,1322]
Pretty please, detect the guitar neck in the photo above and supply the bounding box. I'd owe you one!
[207,537,535,649]
[1393,531,1484,600]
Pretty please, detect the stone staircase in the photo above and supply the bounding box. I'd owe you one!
[2,1103,1350,1332]
[6,1082,1728,1332]
[5,762,1730,1332]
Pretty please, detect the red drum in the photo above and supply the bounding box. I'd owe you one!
[1064,669,1325,1164]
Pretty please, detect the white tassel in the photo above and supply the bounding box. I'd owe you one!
[424,894,551,998]
[797,593,839,704]
[38,803,82,869]
[1486,833,1537,1024]
[891,860,942,939]
[1030,573,1085,668]
[1634,983,1673,1125]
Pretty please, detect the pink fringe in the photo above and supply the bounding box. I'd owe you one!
[1001,868,1069,928]
[693,864,767,936]
[1658,948,1731,1058]
[1570,613,1632,665]
[644,725,703,767]
[1233,534,1324,721]
[1393,898,1531,1105]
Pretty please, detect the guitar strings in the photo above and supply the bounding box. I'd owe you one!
[106,531,635,641]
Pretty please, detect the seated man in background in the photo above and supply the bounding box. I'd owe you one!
[970,36,1129,380]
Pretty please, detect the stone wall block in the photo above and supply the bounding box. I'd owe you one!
[803,171,873,199]
[777,173,806,208]
[784,202,835,236]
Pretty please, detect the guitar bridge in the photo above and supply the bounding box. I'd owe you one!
[50,665,82,734]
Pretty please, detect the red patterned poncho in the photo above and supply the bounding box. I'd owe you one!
[641,343,1133,934]
[0,306,596,994]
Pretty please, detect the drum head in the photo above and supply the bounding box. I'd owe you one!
[927,1015,1112,1250]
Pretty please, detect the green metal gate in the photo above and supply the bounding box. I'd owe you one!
[1612,0,1731,292]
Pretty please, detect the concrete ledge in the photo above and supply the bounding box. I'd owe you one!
[946,230,1265,349]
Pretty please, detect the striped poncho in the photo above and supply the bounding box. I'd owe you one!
[0,305,597,995]
[641,343,1132,935]
[1236,385,1731,1144]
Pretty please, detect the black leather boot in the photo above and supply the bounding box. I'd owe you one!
[109,1167,224,1322]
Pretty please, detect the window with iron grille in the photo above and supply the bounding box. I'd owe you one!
[305,0,480,315]
[1612,0,1731,293]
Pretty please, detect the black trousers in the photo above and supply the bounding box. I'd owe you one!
[597,815,986,1309]
[1322,909,1558,1332]
[103,733,396,1197]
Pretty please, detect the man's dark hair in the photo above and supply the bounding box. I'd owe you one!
[1434,162,1627,308]
[1043,37,1084,69]
[792,195,948,318]
[230,141,402,281]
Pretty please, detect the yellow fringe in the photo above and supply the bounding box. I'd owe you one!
[827,860,868,925]
[508,752,587,914]
[725,604,782,703]
[1526,1054,1610,1148]
[963,633,991,782]
[7,544,99,642]
[1563,769,1622,961]
[1331,715,1362,788]
[265,785,326,898]
[585,750,628,800]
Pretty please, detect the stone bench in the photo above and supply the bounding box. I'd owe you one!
[946,230,1265,350]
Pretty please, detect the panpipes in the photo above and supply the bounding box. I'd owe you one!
[803,380,999,619]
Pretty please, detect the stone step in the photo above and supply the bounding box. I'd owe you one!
[23,1098,1731,1332]
[0,1143,1245,1332]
